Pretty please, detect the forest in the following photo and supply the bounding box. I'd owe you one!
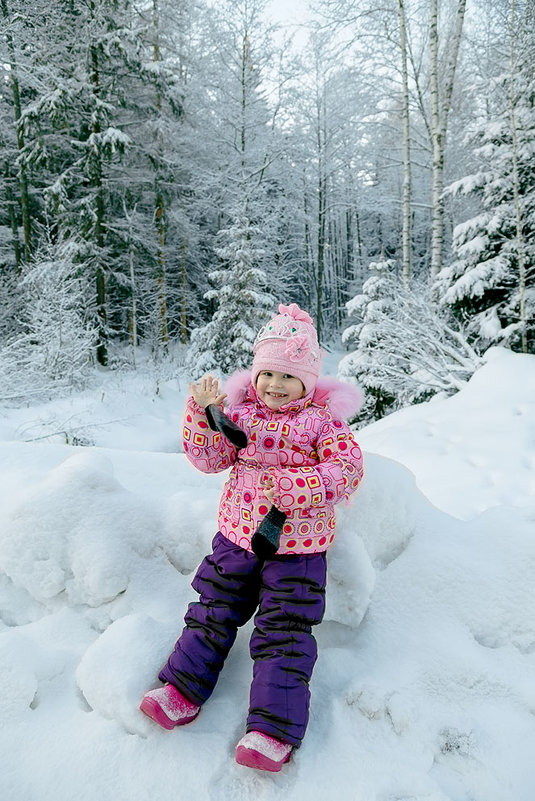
[0,0,533,421]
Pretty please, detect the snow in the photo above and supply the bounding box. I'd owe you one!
[1,346,535,800]
[444,256,507,303]
[456,234,489,259]
[358,347,535,518]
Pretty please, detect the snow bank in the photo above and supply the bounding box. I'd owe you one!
[359,347,535,518]
[0,368,186,452]
[1,347,534,800]
[0,451,158,607]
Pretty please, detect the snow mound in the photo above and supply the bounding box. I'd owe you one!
[0,634,38,719]
[0,451,158,608]
[1,347,535,800]
[161,489,221,574]
[76,613,178,736]
[359,347,535,518]
[325,453,424,628]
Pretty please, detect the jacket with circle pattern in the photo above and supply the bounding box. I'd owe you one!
[182,371,364,555]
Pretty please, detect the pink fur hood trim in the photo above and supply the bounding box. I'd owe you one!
[223,370,362,420]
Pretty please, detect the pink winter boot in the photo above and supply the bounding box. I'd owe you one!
[139,683,200,730]
[235,731,293,772]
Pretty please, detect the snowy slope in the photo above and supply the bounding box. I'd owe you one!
[1,347,534,801]
[358,347,535,519]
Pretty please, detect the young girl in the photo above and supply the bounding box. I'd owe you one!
[140,303,364,772]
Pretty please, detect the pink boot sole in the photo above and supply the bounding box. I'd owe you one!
[139,696,199,730]
[236,742,292,772]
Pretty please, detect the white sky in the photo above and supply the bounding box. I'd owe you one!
[267,0,312,25]
[265,0,315,54]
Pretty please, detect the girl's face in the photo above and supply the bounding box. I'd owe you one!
[256,370,305,410]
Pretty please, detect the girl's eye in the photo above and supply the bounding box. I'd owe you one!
[283,374,294,380]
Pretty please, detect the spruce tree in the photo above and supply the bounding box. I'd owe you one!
[340,260,481,422]
[186,214,275,377]
[435,10,535,353]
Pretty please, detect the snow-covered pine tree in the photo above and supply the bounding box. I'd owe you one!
[435,4,535,353]
[184,0,289,376]
[186,214,275,377]
[16,0,138,366]
[339,259,400,420]
[107,0,196,357]
[0,239,98,400]
[0,0,34,265]
[340,260,482,422]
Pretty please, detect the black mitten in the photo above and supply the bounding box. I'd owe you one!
[205,404,248,450]
[251,506,287,559]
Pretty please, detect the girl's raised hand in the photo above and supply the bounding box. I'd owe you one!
[189,374,227,408]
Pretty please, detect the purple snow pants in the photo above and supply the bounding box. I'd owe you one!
[159,531,327,747]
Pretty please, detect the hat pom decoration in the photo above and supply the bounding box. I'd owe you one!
[277,303,313,325]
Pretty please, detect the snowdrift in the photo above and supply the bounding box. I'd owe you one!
[0,347,534,801]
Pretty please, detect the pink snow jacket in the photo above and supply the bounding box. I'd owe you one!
[182,371,364,555]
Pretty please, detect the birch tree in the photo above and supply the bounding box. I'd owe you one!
[428,0,467,278]
[398,0,412,284]
[311,0,434,284]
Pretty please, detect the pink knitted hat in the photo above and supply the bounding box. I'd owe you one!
[251,303,322,395]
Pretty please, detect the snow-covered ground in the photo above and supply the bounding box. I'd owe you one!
[1,347,534,801]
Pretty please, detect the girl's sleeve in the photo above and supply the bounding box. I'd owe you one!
[266,417,364,513]
[182,397,238,473]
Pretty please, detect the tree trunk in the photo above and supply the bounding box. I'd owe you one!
[303,183,314,312]
[153,0,169,350]
[241,32,248,163]
[180,239,188,344]
[354,199,363,285]
[155,196,169,349]
[345,206,354,284]
[89,37,108,367]
[398,0,412,285]
[316,89,327,342]
[1,0,32,262]
[129,243,138,367]
[429,0,467,279]
[509,0,527,353]
[316,169,327,341]
[336,216,344,328]
[429,0,442,279]
[3,159,22,270]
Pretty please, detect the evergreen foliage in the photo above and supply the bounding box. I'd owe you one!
[0,240,98,400]
[436,13,535,354]
[186,214,275,376]
[340,261,482,423]
[0,0,533,405]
